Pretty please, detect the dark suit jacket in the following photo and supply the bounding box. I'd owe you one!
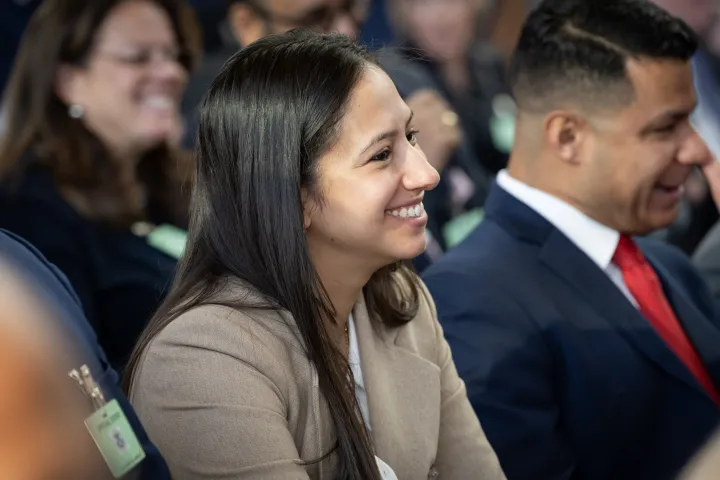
[0,167,176,368]
[423,183,720,480]
[0,229,170,479]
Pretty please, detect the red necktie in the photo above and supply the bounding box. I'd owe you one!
[613,235,720,405]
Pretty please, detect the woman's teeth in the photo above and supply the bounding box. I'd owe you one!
[387,203,424,218]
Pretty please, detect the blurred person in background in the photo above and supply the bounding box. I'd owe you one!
[388,0,512,175]
[0,0,201,368]
[0,229,170,479]
[379,0,512,251]
[126,31,505,480]
[182,0,369,141]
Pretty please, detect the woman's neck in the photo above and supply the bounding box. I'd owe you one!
[309,246,376,330]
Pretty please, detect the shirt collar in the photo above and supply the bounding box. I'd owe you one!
[496,170,620,269]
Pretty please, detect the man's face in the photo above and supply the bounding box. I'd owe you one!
[577,59,711,235]
[230,0,368,47]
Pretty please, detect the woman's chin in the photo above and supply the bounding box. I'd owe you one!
[391,236,428,262]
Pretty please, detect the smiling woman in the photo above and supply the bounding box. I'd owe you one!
[0,0,201,367]
[125,30,506,480]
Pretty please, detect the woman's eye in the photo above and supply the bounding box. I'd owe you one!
[370,148,392,162]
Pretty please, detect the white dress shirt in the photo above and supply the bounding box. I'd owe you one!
[496,170,638,307]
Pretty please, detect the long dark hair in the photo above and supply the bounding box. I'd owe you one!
[124,31,421,478]
[0,0,201,226]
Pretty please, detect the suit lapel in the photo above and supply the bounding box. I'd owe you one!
[538,230,707,397]
[484,183,708,398]
[353,295,440,477]
[647,252,720,394]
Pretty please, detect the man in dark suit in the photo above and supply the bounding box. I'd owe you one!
[0,230,170,479]
[423,1,720,479]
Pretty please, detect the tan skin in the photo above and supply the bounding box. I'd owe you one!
[304,66,440,346]
[0,267,111,480]
[509,58,711,236]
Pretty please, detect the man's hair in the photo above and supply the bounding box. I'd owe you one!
[509,0,699,112]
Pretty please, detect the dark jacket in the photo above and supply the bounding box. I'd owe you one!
[424,183,720,480]
[0,166,176,368]
[0,229,171,479]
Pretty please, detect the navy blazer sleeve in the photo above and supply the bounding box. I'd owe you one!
[424,269,576,480]
[0,230,170,480]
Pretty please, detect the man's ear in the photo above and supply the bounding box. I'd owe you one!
[543,110,588,165]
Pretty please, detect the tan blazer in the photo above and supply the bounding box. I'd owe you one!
[129,279,506,480]
[678,430,720,480]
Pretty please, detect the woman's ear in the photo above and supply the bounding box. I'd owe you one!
[54,64,80,105]
[301,189,312,230]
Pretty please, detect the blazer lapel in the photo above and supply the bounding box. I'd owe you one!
[647,252,720,394]
[353,295,441,477]
[538,231,706,397]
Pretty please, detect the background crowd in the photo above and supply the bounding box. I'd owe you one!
[4,0,720,479]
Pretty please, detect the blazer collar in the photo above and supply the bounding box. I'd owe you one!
[215,278,450,472]
[352,294,440,476]
[483,180,556,246]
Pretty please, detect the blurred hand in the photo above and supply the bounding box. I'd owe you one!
[406,89,461,172]
[0,262,113,480]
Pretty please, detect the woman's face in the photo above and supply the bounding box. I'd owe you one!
[57,0,188,156]
[397,0,485,63]
[304,66,440,269]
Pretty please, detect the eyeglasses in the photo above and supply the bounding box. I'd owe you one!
[244,0,364,33]
[92,45,191,70]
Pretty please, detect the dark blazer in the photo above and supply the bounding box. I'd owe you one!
[0,167,176,367]
[423,183,720,480]
[0,229,170,480]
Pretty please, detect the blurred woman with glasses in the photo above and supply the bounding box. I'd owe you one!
[0,0,201,368]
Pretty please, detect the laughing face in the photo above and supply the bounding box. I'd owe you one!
[577,58,712,235]
[304,65,440,269]
[57,0,188,156]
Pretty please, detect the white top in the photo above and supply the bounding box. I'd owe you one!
[347,313,371,429]
[348,314,398,479]
[496,170,638,307]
